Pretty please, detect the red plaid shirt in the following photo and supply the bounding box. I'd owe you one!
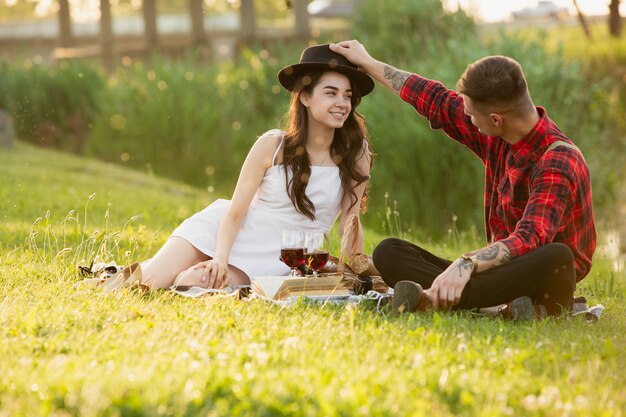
[400,74,596,281]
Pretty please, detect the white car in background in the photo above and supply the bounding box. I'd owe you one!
[511,1,569,20]
[307,0,353,18]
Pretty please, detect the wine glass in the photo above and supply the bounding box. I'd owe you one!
[305,231,329,277]
[280,231,306,276]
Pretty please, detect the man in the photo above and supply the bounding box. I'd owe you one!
[329,41,596,318]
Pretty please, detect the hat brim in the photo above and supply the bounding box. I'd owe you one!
[278,62,375,96]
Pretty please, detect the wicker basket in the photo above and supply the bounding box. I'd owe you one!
[317,213,389,293]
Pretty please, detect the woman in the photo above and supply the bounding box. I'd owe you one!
[140,44,375,290]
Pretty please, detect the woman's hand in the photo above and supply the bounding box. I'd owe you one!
[193,258,229,288]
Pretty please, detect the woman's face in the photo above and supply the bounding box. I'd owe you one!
[300,71,353,130]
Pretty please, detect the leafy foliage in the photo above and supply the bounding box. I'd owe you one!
[1,1,624,237]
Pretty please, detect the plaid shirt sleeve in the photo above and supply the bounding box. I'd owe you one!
[499,149,577,258]
[400,73,489,162]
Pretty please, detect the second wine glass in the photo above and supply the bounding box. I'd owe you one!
[305,231,329,277]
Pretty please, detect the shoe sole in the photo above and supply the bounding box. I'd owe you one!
[509,296,543,320]
[393,281,423,314]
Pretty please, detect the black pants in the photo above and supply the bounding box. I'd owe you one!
[372,239,576,316]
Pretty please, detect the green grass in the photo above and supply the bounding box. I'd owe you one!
[1,143,625,416]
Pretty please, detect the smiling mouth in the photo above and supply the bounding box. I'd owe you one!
[330,112,345,117]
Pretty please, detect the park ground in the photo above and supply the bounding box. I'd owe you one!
[0,142,624,416]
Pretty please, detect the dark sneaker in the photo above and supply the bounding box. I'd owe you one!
[393,281,431,313]
[498,296,547,321]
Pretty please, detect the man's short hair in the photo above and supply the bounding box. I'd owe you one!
[456,55,531,114]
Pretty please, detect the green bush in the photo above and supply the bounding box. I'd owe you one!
[352,2,625,235]
[1,0,624,237]
[354,0,475,65]
[85,49,290,187]
[0,59,104,152]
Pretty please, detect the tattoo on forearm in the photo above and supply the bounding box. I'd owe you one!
[474,244,513,266]
[476,245,500,261]
[501,247,512,264]
[383,65,410,92]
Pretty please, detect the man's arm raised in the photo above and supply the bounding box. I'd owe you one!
[330,41,412,94]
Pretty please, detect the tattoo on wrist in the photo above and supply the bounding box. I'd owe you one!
[459,259,473,272]
[384,65,410,92]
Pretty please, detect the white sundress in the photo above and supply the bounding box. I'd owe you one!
[170,130,344,278]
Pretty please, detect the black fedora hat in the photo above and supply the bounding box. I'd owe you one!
[278,44,374,96]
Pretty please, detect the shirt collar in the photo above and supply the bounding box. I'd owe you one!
[508,107,551,167]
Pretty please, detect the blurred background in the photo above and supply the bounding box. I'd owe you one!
[0,0,625,244]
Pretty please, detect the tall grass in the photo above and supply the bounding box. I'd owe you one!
[0,59,103,152]
[86,49,286,187]
[1,140,625,417]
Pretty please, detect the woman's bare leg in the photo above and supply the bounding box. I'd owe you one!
[141,237,208,290]
[173,264,250,289]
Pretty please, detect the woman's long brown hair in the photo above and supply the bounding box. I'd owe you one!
[281,70,373,221]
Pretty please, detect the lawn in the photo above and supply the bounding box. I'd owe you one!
[1,143,624,417]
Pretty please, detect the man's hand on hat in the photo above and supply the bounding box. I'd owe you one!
[330,40,375,72]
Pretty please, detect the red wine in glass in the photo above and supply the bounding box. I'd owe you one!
[305,231,330,277]
[280,248,305,269]
[305,251,329,272]
[281,231,306,276]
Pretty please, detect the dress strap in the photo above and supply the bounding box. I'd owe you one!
[271,130,285,166]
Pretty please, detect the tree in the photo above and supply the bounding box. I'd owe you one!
[58,0,73,47]
[100,0,114,72]
[189,0,205,45]
[572,0,592,40]
[293,0,309,38]
[609,0,622,37]
[143,0,158,52]
[240,0,256,42]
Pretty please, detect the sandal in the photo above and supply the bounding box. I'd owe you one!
[101,262,142,293]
